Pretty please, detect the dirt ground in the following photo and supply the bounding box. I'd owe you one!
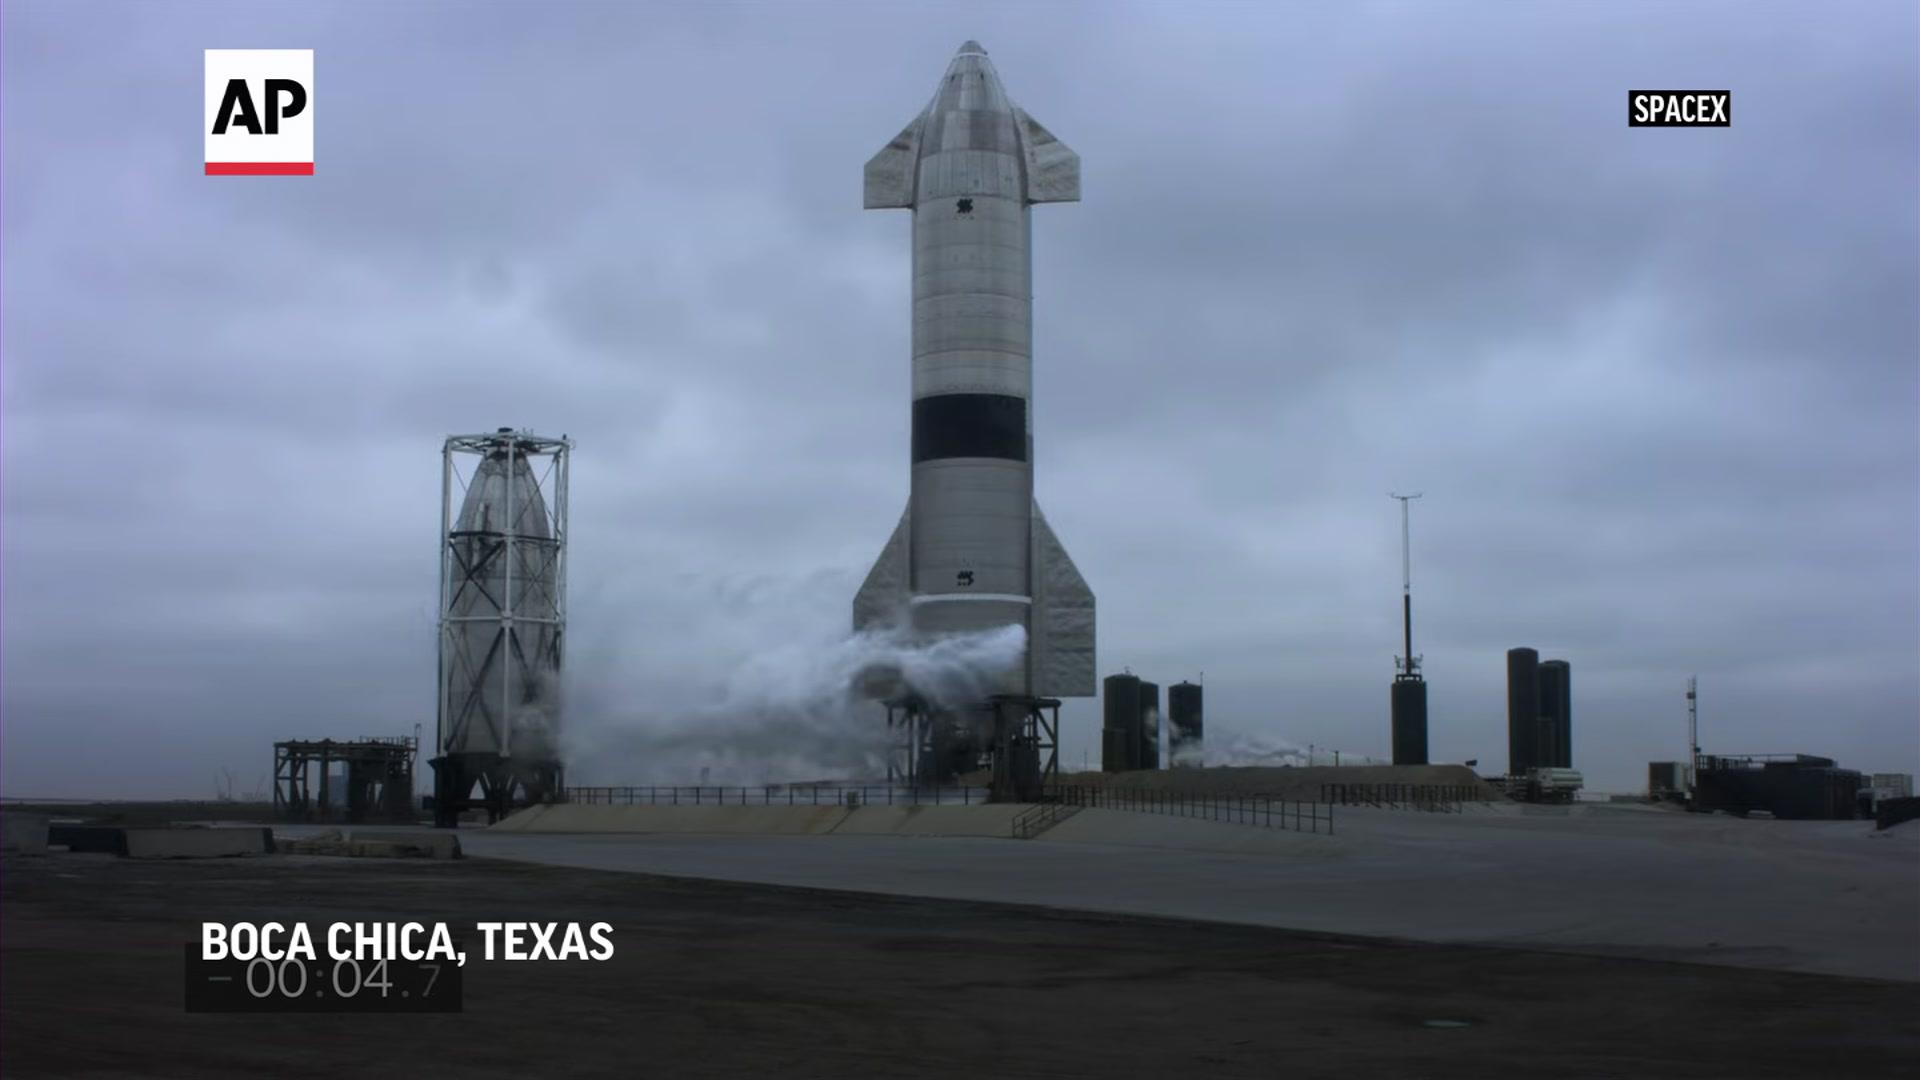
[3,800,406,826]
[3,851,1915,1078]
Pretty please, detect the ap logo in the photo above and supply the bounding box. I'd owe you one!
[204,50,313,175]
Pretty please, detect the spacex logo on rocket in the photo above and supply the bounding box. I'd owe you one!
[205,50,313,175]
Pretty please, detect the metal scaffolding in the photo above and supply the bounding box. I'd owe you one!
[884,694,1058,801]
[272,737,416,823]
[432,428,570,826]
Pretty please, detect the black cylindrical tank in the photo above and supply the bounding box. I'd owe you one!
[1538,659,1571,768]
[1506,648,1540,775]
[1138,681,1161,770]
[1168,681,1203,767]
[1390,678,1428,765]
[1102,673,1143,771]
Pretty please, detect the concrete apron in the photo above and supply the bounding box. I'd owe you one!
[491,803,1038,838]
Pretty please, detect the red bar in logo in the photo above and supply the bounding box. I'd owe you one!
[204,162,313,175]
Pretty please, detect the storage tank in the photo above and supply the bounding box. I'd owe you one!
[1102,673,1143,772]
[1100,725,1132,774]
[1138,680,1161,770]
[1168,681,1204,767]
[1505,648,1540,775]
[1390,678,1428,765]
[1539,659,1571,768]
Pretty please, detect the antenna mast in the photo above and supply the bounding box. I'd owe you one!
[1390,493,1423,678]
[1686,675,1699,767]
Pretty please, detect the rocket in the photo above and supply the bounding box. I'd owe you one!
[853,41,1095,700]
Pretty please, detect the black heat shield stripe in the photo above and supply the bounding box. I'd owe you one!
[912,393,1027,463]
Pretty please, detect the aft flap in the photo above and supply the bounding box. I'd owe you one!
[1030,501,1095,697]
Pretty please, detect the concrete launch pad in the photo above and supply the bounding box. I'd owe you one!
[455,802,1918,981]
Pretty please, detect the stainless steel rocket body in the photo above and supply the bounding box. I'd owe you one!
[908,47,1035,673]
[856,43,1094,699]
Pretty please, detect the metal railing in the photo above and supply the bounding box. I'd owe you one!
[1010,802,1079,839]
[1047,785,1333,835]
[563,784,987,807]
[1317,782,1484,813]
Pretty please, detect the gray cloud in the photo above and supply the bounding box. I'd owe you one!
[2,0,1914,797]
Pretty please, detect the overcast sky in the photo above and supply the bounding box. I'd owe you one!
[3,1,1915,798]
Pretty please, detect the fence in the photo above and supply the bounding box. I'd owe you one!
[1047,785,1333,835]
[1299,748,1390,768]
[1317,782,1483,812]
[563,785,987,807]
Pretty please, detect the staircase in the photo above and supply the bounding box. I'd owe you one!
[1010,802,1080,839]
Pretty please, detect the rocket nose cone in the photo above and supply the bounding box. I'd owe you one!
[935,40,1009,115]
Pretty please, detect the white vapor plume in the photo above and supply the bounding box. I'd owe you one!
[1204,729,1309,768]
[564,589,1026,784]
[1201,729,1388,768]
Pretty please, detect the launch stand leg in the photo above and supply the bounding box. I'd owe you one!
[987,695,1060,803]
[886,695,1058,799]
[884,699,912,786]
[430,753,563,828]
[429,755,475,829]
[885,698,937,788]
